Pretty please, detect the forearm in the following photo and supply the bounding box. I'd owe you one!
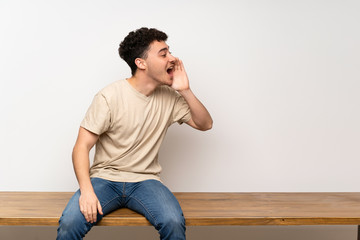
[72,145,94,193]
[71,127,102,222]
[179,89,213,130]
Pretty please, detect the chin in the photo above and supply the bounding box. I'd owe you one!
[163,77,173,86]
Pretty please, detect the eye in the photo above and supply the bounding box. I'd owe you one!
[160,50,171,58]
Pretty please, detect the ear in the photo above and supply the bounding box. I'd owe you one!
[135,58,146,70]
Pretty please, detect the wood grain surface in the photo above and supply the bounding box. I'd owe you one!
[1,192,360,226]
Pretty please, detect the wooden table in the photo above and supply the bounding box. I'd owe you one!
[1,192,360,238]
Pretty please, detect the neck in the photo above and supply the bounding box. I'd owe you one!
[127,74,159,97]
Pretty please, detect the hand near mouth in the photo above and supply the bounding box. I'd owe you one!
[171,58,190,92]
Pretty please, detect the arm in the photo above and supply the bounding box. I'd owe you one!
[171,58,213,131]
[72,127,103,223]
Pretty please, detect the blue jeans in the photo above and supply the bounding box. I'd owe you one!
[57,178,186,240]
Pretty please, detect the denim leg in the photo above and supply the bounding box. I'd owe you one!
[125,180,186,240]
[57,178,123,240]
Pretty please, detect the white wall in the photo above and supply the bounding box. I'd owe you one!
[1,0,359,239]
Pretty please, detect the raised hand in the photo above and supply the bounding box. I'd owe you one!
[171,58,190,92]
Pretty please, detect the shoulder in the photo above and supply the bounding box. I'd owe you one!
[98,79,125,97]
[93,79,127,109]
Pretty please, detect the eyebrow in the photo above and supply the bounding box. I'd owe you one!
[158,47,170,54]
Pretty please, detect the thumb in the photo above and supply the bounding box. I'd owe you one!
[97,201,103,215]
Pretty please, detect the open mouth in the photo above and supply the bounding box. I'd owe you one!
[167,66,174,75]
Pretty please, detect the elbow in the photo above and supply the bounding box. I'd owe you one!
[207,121,213,131]
[199,120,213,131]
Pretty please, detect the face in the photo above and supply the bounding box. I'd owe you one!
[142,40,176,86]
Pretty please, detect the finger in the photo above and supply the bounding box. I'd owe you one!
[79,198,88,221]
[85,205,92,223]
[91,205,96,223]
[82,209,90,222]
[97,201,103,215]
[79,203,84,214]
[80,204,89,222]
[87,212,92,223]
[93,204,99,222]
[175,58,180,70]
[84,207,91,223]
[179,59,184,71]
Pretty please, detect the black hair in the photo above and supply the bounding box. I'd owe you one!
[119,27,168,75]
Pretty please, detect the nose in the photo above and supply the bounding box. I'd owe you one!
[168,53,176,62]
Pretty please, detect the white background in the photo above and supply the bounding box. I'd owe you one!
[1,0,359,239]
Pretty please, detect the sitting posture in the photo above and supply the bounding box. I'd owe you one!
[57,27,213,240]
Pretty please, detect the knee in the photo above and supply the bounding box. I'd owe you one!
[57,213,90,240]
[157,213,186,238]
[58,213,79,231]
[164,214,185,227]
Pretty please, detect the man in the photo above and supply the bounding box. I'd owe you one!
[57,27,213,240]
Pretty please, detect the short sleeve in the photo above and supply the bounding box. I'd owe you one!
[80,93,111,135]
[172,92,191,125]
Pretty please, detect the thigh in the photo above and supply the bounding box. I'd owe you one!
[60,178,122,224]
[90,177,123,216]
[125,180,184,228]
[57,178,123,239]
